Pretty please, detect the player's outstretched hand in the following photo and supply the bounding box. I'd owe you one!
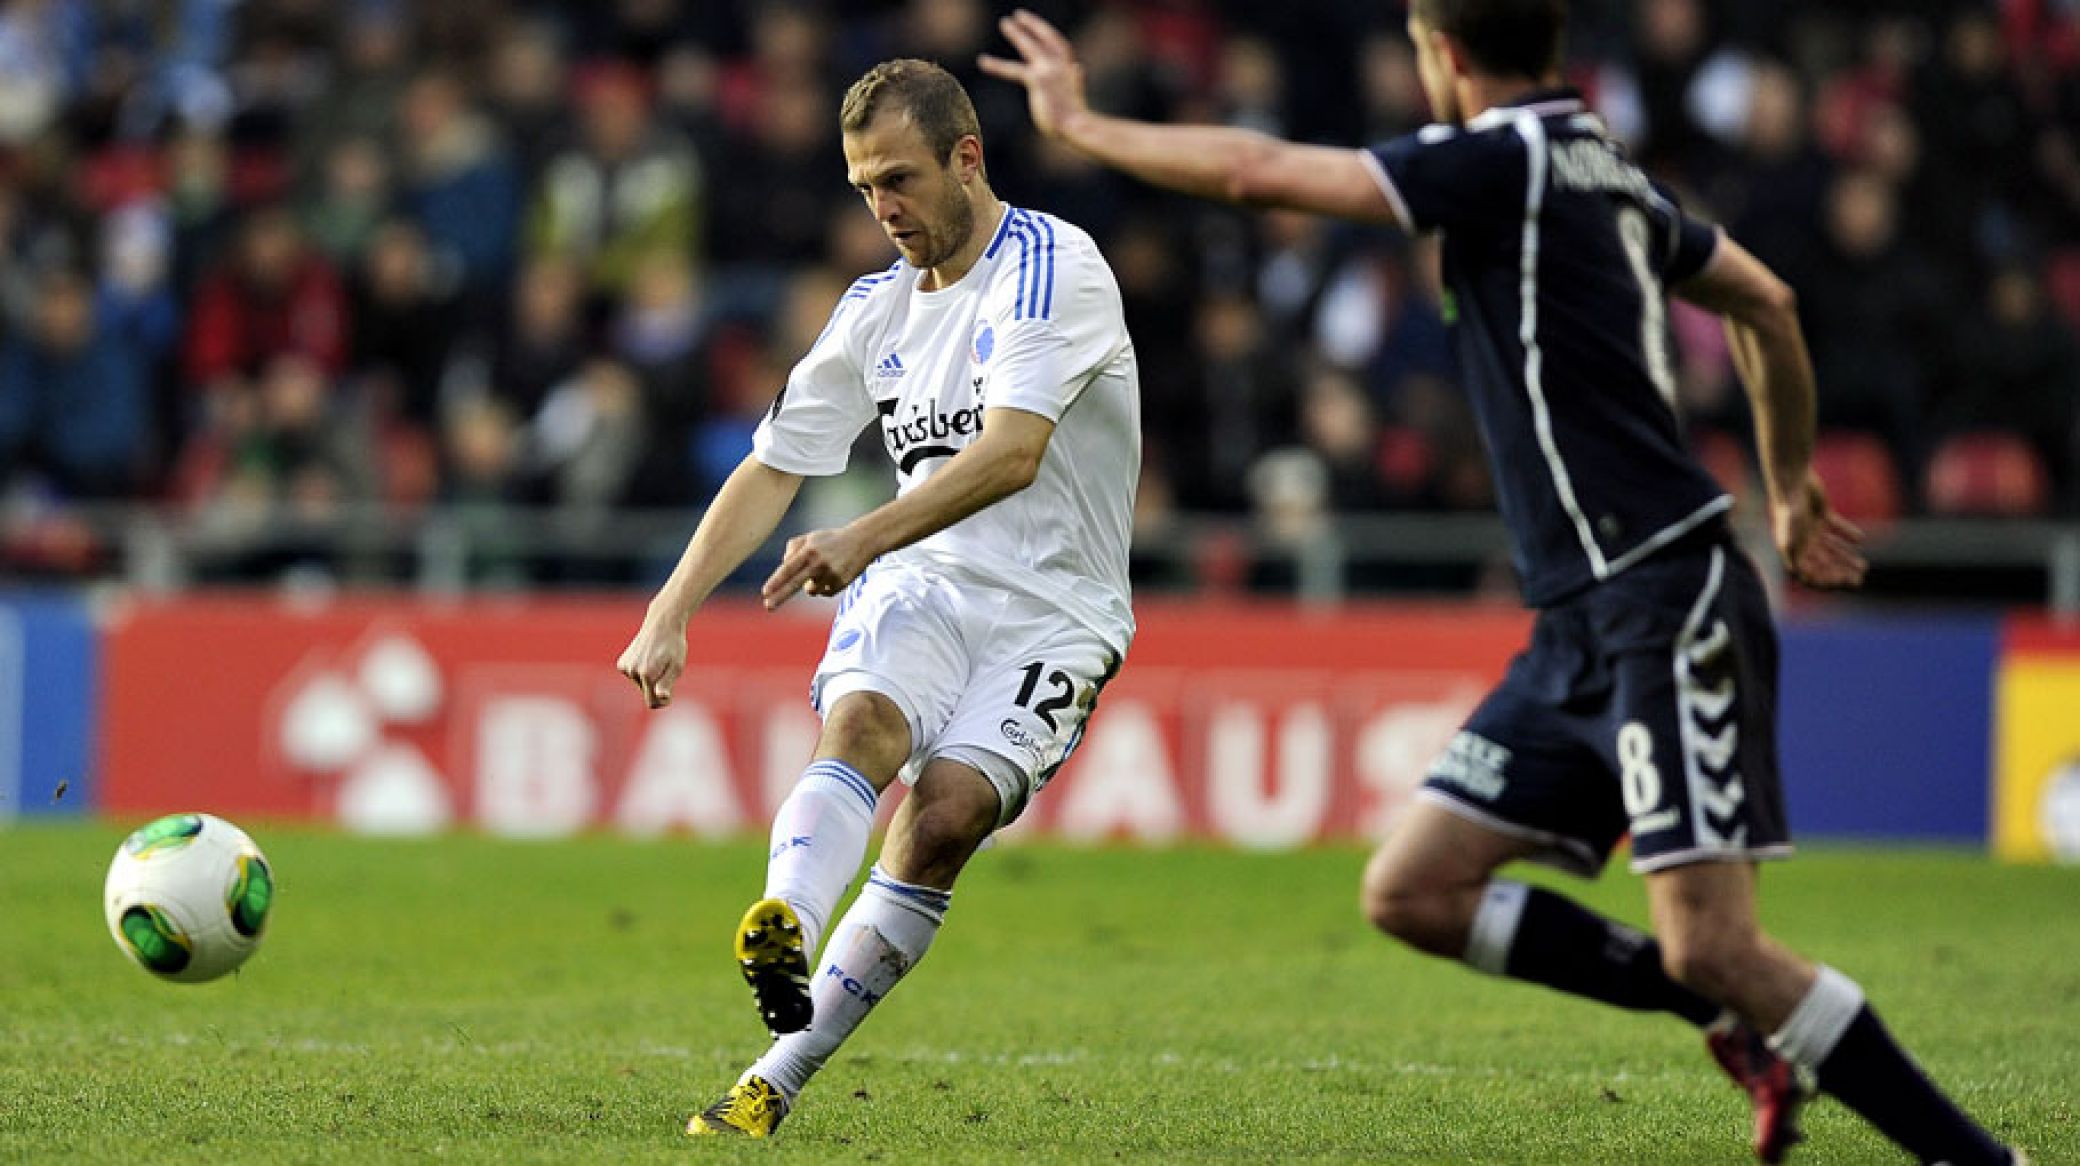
[764,526,872,611]
[1774,470,1867,591]
[617,619,688,709]
[978,8,1088,139]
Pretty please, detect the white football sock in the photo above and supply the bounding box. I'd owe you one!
[1463,879,1530,974]
[763,759,880,956]
[746,865,949,1098]
[1768,964,1866,1072]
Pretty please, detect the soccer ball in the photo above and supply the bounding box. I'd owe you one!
[104,813,275,983]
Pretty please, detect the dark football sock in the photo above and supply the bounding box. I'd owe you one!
[1466,881,1721,1026]
[1773,967,2011,1166]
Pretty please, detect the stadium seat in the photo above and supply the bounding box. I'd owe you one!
[2046,247,2080,333]
[1374,424,1436,498]
[1922,430,2051,518]
[1192,527,1251,594]
[78,146,165,211]
[1809,431,1903,527]
[378,425,442,511]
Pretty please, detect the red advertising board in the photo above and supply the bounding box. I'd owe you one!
[100,594,1530,845]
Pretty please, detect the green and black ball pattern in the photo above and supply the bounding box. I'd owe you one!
[122,813,203,858]
[118,905,193,975]
[227,854,273,939]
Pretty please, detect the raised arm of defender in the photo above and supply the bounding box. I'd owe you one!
[1675,236,1867,591]
[978,10,1404,227]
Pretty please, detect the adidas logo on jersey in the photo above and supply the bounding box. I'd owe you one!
[875,352,906,379]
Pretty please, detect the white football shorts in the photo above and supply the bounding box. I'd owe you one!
[811,561,1124,828]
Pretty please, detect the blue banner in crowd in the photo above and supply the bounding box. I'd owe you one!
[0,593,98,820]
[1778,615,2001,844]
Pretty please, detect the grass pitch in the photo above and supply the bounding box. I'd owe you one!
[2,823,2075,1164]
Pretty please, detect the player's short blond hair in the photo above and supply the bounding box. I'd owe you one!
[840,58,983,169]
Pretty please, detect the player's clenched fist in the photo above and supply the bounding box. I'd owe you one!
[617,620,687,708]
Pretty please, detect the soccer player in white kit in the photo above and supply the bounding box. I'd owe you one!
[616,58,1139,1138]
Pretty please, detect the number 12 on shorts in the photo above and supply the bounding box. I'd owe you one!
[1013,661,1077,731]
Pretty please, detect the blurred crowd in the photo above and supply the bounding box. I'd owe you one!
[0,0,2076,588]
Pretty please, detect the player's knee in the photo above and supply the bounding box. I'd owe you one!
[1360,869,1461,957]
[818,693,912,780]
[1360,883,1417,942]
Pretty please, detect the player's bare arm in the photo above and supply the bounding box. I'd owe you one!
[618,455,805,707]
[762,407,1055,610]
[978,10,1403,227]
[1675,236,1867,591]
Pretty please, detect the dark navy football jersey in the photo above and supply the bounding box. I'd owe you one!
[1364,88,1730,607]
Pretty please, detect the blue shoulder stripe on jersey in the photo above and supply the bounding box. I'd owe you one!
[815,266,897,345]
[982,204,1018,259]
[1004,210,1056,321]
[846,271,899,295]
[1006,210,1035,320]
[1036,213,1057,319]
[840,263,904,303]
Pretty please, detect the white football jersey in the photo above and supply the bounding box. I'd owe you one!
[753,204,1140,651]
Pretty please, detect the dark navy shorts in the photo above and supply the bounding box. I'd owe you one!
[1420,537,1792,875]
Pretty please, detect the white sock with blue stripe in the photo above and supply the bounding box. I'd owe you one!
[747,865,950,1098]
[763,759,880,958]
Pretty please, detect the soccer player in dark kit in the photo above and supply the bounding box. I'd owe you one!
[983,3,2023,1163]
